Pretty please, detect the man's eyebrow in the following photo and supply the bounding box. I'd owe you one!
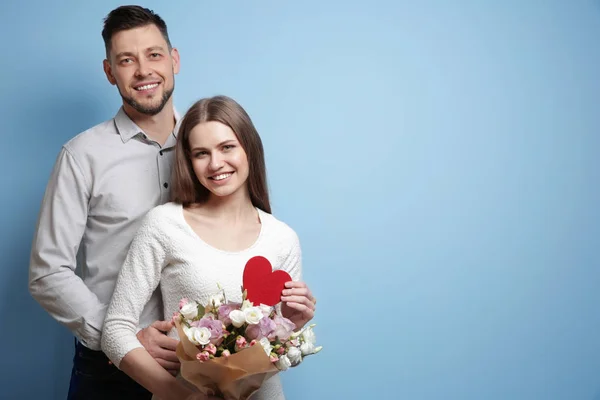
[114,46,167,59]
[115,51,135,59]
[146,46,167,53]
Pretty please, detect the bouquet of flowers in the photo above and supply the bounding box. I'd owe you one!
[173,282,321,400]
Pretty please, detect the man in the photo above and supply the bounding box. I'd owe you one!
[29,5,182,399]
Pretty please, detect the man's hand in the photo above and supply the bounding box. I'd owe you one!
[185,394,223,400]
[136,320,180,376]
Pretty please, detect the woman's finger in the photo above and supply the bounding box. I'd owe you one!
[282,287,311,297]
[282,295,315,310]
[284,301,315,318]
[284,281,307,289]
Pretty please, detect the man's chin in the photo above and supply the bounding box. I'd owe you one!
[121,86,173,117]
[124,99,167,116]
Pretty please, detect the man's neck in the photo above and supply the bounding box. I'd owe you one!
[123,100,176,146]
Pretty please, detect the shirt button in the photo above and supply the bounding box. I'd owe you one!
[159,150,163,156]
[163,182,169,188]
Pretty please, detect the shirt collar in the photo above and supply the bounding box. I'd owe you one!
[114,106,182,143]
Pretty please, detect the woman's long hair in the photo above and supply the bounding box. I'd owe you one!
[170,95,271,213]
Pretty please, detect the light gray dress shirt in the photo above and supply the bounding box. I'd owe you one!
[29,107,181,351]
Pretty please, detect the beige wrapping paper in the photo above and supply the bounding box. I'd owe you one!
[175,319,279,400]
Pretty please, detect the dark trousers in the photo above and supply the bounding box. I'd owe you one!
[67,339,152,400]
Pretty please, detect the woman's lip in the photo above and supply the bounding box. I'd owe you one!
[209,172,234,181]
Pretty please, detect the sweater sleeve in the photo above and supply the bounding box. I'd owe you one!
[280,229,303,282]
[101,207,168,368]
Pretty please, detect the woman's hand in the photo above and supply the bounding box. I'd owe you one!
[280,281,316,330]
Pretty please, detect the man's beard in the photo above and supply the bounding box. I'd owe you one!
[120,84,175,116]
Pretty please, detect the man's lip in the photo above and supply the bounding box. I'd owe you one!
[133,81,161,89]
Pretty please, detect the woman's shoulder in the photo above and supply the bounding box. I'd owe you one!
[139,202,182,231]
[259,209,300,244]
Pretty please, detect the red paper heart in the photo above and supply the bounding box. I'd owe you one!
[242,256,291,306]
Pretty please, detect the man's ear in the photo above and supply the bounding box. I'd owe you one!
[171,47,181,75]
[103,59,117,85]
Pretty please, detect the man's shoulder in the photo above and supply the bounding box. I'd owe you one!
[63,117,119,156]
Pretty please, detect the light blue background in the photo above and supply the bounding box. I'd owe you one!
[1,1,599,399]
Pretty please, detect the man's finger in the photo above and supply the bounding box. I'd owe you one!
[155,335,179,351]
[156,358,180,371]
[155,347,180,363]
[151,320,174,332]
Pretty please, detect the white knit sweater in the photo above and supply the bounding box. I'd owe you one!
[101,202,302,399]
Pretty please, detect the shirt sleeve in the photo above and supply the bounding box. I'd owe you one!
[101,209,167,368]
[28,146,106,350]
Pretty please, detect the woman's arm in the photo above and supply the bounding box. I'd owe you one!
[100,208,195,400]
[278,229,316,329]
[119,348,194,399]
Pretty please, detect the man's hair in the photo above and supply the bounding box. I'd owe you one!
[171,96,272,214]
[102,5,171,58]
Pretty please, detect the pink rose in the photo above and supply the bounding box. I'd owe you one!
[193,317,224,345]
[218,303,240,326]
[204,343,217,355]
[270,315,296,341]
[222,349,231,357]
[235,336,247,352]
[246,316,276,341]
[249,339,257,347]
[269,354,279,363]
[196,351,210,362]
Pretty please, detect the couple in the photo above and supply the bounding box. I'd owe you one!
[28,5,316,400]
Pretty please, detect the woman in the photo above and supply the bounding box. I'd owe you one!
[101,96,316,400]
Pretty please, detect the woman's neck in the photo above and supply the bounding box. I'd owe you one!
[197,188,256,223]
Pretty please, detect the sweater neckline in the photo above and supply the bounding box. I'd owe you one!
[175,202,266,255]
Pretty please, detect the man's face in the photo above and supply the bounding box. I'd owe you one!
[103,24,180,116]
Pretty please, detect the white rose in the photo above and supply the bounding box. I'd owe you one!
[259,304,273,317]
[188,327,211,346]
[209,293,225,308]
[180,302,199,320]
[286,346,302,366]
[275,354,292,371]
[244,307,263,325]
[300,342,315,356]
[241,299,253,311]
[302,328,316,345]
[259,337,272,356]
[229,309,246,328]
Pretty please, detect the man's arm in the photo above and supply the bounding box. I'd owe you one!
[28,146,105,349]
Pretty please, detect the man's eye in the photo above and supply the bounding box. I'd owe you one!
[150,53,161,58]
[120,58,133,64]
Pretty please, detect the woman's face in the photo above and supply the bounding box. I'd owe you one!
[188,121,250,199]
